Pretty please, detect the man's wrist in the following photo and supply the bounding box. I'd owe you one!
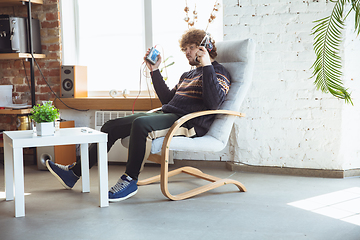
[203,61,213,67]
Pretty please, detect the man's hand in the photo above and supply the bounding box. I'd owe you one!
[196,46,212,67]
[144,48,162,72]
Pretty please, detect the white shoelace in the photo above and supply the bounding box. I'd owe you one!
[109,178,130,193]
[54,162,73,171]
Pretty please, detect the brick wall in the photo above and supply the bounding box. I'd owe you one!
[0,0,61,131]
[223,0,360,170]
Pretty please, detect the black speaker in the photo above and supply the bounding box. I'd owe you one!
[30,17,42,54]
[60,65,88,98]
[0,15,42,53]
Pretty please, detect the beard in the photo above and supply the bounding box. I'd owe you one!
[188,57,200,66]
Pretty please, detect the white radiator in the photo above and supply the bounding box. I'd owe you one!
[95,110,173,164]
[95,111,139,162]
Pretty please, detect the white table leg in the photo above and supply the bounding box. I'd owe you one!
[4,135,14,201]
[98,142,108,207]
[13,147,25,217]
[80,143,90,193]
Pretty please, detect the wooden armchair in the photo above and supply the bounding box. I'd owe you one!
[122,39,256,200]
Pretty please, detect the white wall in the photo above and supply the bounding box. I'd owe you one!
[223,0,360,170]
[340,9,360,170]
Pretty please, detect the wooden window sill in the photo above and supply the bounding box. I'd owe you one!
[52,97,162,111]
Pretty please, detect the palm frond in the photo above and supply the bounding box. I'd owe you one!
[311,0,353,104]
[351,0,360,34]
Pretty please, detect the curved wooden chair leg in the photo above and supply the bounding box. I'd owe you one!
[137,175,161,186]
[163,179,247,201]
[138,160,247,199]
[159,152,247,201]
[138,166,206,186]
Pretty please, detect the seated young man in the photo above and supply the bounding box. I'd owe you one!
[46,28,231,202]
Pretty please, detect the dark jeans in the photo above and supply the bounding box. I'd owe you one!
[71,111,196,180]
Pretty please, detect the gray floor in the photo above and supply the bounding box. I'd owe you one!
[0,162,360,240]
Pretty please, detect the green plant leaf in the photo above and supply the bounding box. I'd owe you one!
[29,102,60,123]
[351,0,360,34]
[311,0,354,104]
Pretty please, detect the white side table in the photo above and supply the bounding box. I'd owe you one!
[3,127,108,217]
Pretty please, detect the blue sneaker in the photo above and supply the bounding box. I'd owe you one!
[46,160,79,189]
[109,174,138,202]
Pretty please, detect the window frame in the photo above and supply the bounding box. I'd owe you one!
[60,0,223,98]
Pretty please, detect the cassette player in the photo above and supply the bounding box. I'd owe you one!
[146,47,160,65]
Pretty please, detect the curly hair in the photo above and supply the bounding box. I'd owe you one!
[179,28,217,59]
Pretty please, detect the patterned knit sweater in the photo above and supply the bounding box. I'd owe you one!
[151,61,231,136]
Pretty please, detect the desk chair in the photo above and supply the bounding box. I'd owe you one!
[122,39,255,200]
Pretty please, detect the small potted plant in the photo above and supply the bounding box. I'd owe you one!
[29,101,60,136]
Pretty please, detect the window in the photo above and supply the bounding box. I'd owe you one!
[60,0,223,97]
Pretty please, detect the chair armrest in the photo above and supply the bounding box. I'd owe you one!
[160,110,245,162]
[147,107,162,113]
[172,110,245,129]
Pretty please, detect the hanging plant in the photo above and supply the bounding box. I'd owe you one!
[311,0,360,105]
